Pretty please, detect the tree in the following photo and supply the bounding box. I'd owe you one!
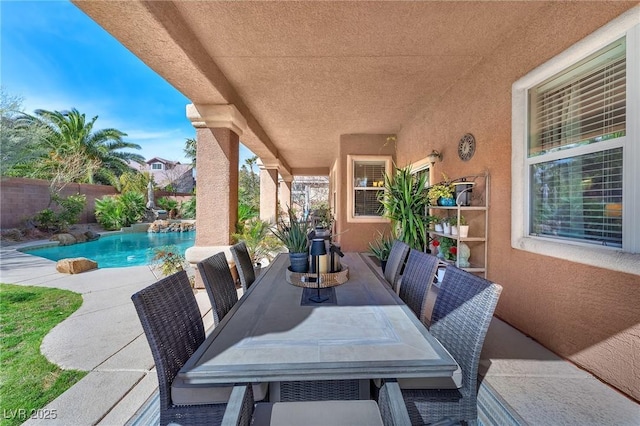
[184,137,196,165]
[238,155,260,214]
[0,89,48,175]
[12,108,144,185]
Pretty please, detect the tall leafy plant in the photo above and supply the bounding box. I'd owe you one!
[271,208,310,254]
[379,165,429,251]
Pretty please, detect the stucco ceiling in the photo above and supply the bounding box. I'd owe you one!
[72,1,635,177]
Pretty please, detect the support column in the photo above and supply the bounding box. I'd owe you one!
[259,165,279,224]
[185,104,246,274]
[279,177,293,214]
[194,127,239,246]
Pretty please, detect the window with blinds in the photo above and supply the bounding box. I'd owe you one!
[527,38,626,248]
[353,160,386,216]
[528,39,626,156]
[347,155,392,223]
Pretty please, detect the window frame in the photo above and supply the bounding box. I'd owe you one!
[511,9,640,275]
[151,163,164,170]
[346,155,392,223]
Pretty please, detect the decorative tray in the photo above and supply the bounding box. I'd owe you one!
[286,266,349,288]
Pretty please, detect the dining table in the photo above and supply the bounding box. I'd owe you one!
[178,251,458,401]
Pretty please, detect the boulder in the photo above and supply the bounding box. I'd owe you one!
[56,257,98,274]
[50,233,77,246]
[70,232,88,243]
[85,230,100,241]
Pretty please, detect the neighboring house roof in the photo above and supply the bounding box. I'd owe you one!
[128,158,195,192]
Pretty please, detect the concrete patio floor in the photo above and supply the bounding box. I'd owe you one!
[1,243,638,425]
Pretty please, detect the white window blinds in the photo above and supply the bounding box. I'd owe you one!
[528,39,626,156]
[527,38,626,248]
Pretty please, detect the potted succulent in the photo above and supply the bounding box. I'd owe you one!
[458,215,469,238]
[368,231,394,272]
[271,208,311,272]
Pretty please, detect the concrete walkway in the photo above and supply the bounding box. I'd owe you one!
[0,243,213,426]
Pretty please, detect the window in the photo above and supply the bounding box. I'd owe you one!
[151,163,163,170]
[512,10,639,274]
[347,155,392,223]
[528,40,625,247]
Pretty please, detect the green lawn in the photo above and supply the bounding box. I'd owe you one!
[0,284,87,426]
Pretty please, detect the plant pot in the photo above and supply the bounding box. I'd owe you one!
[289,252,309,273]
[451,225,458,236]
[434,223,444,233]
[459,225,469,238]
[438,197,455,206]
[443,223,451,234]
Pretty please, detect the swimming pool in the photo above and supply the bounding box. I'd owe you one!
[22,232,196,268]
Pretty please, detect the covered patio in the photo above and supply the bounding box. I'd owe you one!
[72,0,639,418]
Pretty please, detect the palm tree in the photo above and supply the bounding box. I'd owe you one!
[16,108,144,184]
[184,137,196,165]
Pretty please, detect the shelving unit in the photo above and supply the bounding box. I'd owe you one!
[427,172,490,278]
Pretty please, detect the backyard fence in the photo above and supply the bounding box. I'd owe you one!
[0,178,193,229]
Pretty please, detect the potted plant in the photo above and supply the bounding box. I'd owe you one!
[458,215,469,238]
[448,216,460,236]
[271,208,311,272]
[379,165,429,251]
[368,231,394,272]
[427,179,455,206]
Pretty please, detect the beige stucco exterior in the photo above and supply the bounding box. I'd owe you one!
[73,1,639,401]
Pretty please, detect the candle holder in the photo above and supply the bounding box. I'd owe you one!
[309,238,328,303]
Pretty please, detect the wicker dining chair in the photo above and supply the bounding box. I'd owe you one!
[384,240,411,293]
[398,249,439,322]
[400,266,503,425]
[222,379,412,426]
[131,270,239,426]
[230,241,256,292]
[197,252,239,326]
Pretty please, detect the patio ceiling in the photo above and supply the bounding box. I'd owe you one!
[73,1,631,177]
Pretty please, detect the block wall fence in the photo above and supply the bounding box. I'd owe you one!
[0,178,193,229]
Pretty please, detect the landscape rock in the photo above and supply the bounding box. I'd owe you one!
[85,230,100,241]
[50,233,77,246]
[70,231,88,243]
[56,257,98,274]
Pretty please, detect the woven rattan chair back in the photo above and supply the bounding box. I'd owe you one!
[230,241,256,291]
[402,266,502,425]
[384,240,410,292]
[398,249,439,321]
[197,252,239,326]
[131,271,227,425]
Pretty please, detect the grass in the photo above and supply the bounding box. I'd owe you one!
[0,284,87,426]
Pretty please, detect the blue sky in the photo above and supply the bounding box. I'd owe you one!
[1,0,253,166]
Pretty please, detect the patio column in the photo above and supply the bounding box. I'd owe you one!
[185,104,246,274]
[279,176,293,214]
[259,163,279,224]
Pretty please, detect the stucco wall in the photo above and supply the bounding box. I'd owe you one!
[0,178,117,228]
[395,6,640,400]
[335,134,395,252]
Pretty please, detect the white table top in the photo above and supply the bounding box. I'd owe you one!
[178,252,458,384]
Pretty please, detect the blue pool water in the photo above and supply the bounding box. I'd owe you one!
[22,232,196,268]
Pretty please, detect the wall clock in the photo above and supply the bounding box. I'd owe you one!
[458,133,476,161]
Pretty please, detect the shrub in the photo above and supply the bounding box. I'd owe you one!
[32,193,87,232]
[156,197,178,211]
[180,196,196,219]
[119,192,146,225]
[94,196,124,230]
[94,192,145,230]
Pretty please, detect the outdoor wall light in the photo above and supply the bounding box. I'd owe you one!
[427,150,442,165]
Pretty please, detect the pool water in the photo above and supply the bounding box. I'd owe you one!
[22,232,196,268]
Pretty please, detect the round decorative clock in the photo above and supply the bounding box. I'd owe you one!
[458,133,476,161]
